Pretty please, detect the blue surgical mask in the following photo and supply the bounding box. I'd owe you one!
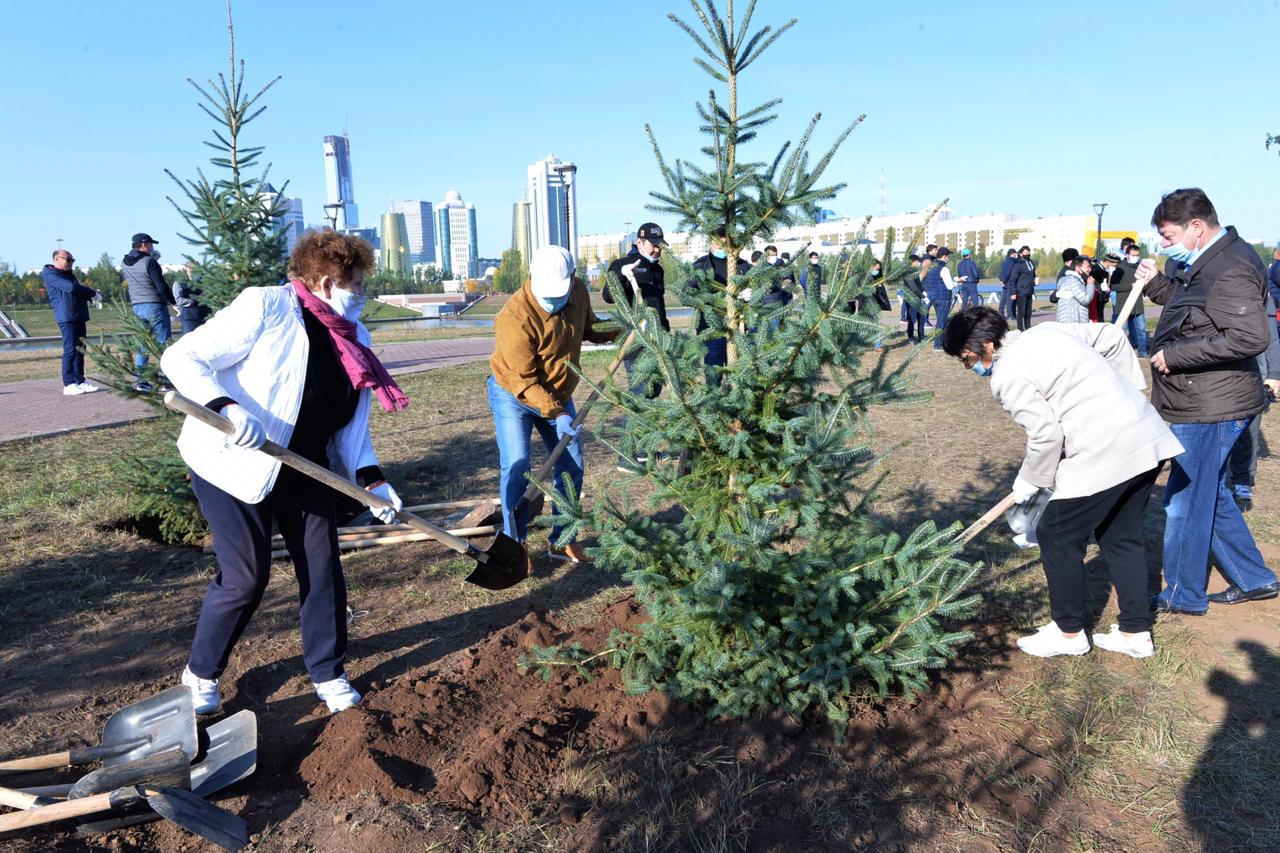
[711,249,727,259]
[972,361,993,378]
[536,292,570,314]
[1160,227,1204,266]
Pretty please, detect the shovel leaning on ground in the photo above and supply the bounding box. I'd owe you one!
[0,687,196,774]
[457,329,640,530]
[164,392,528,590]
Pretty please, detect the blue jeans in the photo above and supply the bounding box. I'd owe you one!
[132,302,172,374]
[999,285,1012,317]
[927,293,952,349]
[959,284,979,310]
[486,375,583,545]
[905,301,925,341]
[1159,419,1277,611]
[1109,298,1148,356]
[57,320,86,385]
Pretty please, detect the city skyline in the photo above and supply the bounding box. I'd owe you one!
[1,1,1276,272]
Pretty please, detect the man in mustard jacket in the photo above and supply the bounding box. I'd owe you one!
[487,246,618,571]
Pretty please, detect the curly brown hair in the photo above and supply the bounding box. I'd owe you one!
[288,229,375,286]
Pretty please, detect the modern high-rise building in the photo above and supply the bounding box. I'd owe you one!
[526,154,578,259]
[322,134,359,230]
[511,195,532,263]
[380,212,411,276]
[261,184,304,255]
[435,190,478,279]
[342,227,380,251]
[388,200,436,264]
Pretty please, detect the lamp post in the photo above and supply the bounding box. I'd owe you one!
[552,162,577,260]
[323,201,344,231]
[1092,203,1108,257]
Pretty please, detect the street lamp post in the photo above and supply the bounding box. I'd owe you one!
[323,201,344,231]
[1092,203,1108,257]
[552,163,577,260]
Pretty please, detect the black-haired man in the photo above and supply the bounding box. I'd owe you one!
[1006,246,1038,331]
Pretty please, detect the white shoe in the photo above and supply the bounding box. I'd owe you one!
[1015,625,1089,658]
[78,382,101,393]
[314,675,362,713]
[1091,624,1154,659]
[63,383,86,396]
[181,666,222,715]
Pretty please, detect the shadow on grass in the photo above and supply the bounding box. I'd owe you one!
[1183,640,1280,849]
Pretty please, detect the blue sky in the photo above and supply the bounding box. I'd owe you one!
[1,0,1275,271]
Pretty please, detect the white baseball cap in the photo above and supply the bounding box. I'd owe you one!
[530,246,575,300]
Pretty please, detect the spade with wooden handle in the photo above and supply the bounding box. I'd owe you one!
[164,392,528,591]
[956,493,1018,546]
[457,330,640,530]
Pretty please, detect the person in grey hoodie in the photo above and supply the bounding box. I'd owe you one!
[123,232,175,390]
[1054,255,1095,323]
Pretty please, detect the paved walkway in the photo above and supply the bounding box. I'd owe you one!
[0,337,501,444]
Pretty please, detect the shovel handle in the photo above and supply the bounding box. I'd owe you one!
[1113,277,1147,330]
[0,788,136,832]
[0,786,53,809]
[163,392,480,561]
[956,493,1017,546]
[518,330,638,511]
[0,751,72,773]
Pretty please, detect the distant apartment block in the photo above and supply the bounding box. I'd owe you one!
[435,190,478,279]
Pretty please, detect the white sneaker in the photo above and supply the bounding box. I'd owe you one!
[181,666,222,715]
[1015,625,1089,658]
[78,382,101,393]
[63,383,86,396]
[1091,624,1154,659]
[314,675,362,713]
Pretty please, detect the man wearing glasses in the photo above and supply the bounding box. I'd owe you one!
[40,249,102,395]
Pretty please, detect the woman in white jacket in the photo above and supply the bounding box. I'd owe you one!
[943,307,1184,659]
[161,231,408,715]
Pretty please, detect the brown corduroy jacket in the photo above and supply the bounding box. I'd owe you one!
[489,277,617,418]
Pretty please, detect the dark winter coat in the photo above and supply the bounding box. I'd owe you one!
[1109,262,1145,315]
[603,248,669,331]
[1146,226,1271,424]
[957,258,981,287]
[800,263,823,298]
[123,249,175,306]
[40,265,96,324]
[1006,257,1037,295]
[922,258,949,300]
[1268,258,1280,309]
[690,253,752,332]
[998,255,1016,285]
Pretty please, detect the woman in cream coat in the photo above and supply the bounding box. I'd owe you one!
[943,307,1184,659]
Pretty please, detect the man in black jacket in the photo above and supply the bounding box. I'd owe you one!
[691,237,752,386]
[604,223,668,467]
[1140,188,1278,613]
[40,248,102,395]
[1006,246,1037,331]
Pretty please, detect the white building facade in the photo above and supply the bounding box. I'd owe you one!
[435,190,478,279]
[389,200,436,264]
[527,154,578,259]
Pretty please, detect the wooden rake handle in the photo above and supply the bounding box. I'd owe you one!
[162,392,480,560]
[956,493,1017,546]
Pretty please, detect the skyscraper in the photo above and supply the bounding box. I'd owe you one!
[380,212,411,276]
[261,184,304,255]
[526,154,578,259]
[511,194,532,263]
[322,134,359,230]
[388,200,436,264]
[434,190,478,279]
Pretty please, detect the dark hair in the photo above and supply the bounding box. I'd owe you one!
[1151,187,1219,228]
[1019,245,1031,253]
[909,253,921,262]
[1006,248,1017,256]
[1126,243,1141,255]
[1120,236,1135,249]
[1067,254,1090,271]
[937,247,951,258]
[809,251,819,259]
[750,250,763,263]
[781,252,791,261]
[942,306,1009,357]
[871,259,882,270]
[765,244,777,253]
[925,243,938,252]
[1061,247,1079,264]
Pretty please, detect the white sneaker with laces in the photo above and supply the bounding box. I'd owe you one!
[181,666,222,714]
[1015,625,1089,658]
[78,382,101,393]
[63,383,86,396]
[314,675,362,713]
[1091,624,1154,659]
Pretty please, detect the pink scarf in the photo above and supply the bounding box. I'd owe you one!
[291,280,410,412]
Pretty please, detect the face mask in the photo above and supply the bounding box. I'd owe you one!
[711,249,727,259]
[646,250,660,262]
[1160,226,1203,265]
[324,285,366,321]
[1126,256,1139,265]
[536,292,571,314]
[871,269,881,278]
[972,361,993,378]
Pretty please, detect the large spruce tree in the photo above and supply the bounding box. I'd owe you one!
[543,0,981,729]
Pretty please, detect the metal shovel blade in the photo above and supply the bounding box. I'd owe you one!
[68,747,192,799]
[464,532,531,590]
[142,787,249,852]
[77,711,257,836]
[98,686,197,768]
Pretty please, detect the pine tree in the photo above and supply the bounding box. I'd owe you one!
[545,0,981,730]
[87,1,284,543]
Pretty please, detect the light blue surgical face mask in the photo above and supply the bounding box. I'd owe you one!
[972,361,993,378]
[536,292,571,314]
[711,248,727,259]
[1160,227,1203,265]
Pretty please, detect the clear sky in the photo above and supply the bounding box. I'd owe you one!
[1,0,1275,271]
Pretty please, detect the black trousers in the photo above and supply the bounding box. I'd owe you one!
[1013,292,1033,331]
[188,469,347,683]
[1035,467,1159,634]
[58,320,86,385]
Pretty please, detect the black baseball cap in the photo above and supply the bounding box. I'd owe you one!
[131,232,159,246]
[636,223,666,246]
[936,247,952,258]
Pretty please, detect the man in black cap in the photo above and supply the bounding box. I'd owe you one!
[123,232,176,391]
[604,223,669,469]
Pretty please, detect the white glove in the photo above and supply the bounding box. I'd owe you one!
[1011,475,1040,504]
[738,287,754,302]
[554,413,579,443]
[221,404,266,449]
[366,481,402,524]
